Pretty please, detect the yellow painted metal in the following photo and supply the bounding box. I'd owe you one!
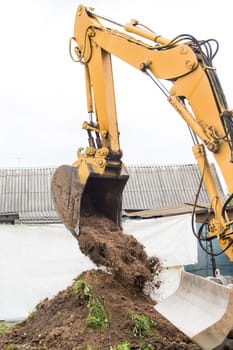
[168,95,219,152]
[193,144,233,260]
[171,67,233,192]
[73,6,198,78]
[84,65,93,113]
[69,5,233,258]
[124,21,171,45]
[87,47,120,153]
[90,30,198,79]
[54,5,233,260]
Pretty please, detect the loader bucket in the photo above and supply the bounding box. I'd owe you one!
[51,164,129,237]
[154,271,233,350]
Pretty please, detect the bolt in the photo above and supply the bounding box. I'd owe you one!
[180,46,188,54]
[186,60,195,70]
[87,28,95,37]
[77,5,83,16]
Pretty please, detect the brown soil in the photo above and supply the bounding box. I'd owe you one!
[0,214,201,349]
[0,269,200,350]
[78,214,159,291]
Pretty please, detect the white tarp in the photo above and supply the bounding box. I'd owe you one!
[123,214,197,266]
[0,224,96,321]
[123,214,197,302]
[0,214,197,321]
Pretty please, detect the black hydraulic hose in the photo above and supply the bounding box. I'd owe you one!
[198,226,233,256]
[190,156,233,256]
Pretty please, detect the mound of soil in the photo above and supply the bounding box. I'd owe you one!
[0,269,200,350]
[0,214,201,349]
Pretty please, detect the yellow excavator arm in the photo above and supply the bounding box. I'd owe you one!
[52,4,233,260]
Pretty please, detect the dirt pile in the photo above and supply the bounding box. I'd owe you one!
[0,214,201,349]
[0,269,200,350]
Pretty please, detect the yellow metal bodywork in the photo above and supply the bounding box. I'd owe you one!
[193,144,233,258]
[62,5,233,260]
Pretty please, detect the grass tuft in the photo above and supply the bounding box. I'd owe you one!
[131,313,157,338]
[72,280,93,301]
[86,298,108,329]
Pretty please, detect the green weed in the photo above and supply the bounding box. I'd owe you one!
[72,280,93,301]
[131,313,157,338]
[110,340,131,350]
[4,345,17,350]
[86,298,108,329]
[140,343,155,350]
[56,310,64,317]
[0,321,15,335]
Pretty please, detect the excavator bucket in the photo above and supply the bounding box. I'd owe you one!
[155,271,233,350]
[51,164,129,237]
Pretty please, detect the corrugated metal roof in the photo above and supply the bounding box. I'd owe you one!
[0,163,225,222]
[0,168,58,223]
[123,164,225,210]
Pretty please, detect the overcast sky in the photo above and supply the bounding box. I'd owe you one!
[0,0,232,168]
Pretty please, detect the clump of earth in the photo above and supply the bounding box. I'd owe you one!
[0,214,201,349]
[78,214,159,291]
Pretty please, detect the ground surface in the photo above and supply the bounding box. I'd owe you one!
[0,214,201,350]
[0,269,201,350]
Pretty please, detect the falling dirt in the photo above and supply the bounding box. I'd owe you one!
[0,213,201,349]
[78,213,159,291]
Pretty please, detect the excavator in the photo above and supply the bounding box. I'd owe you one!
[51,5,233,349]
